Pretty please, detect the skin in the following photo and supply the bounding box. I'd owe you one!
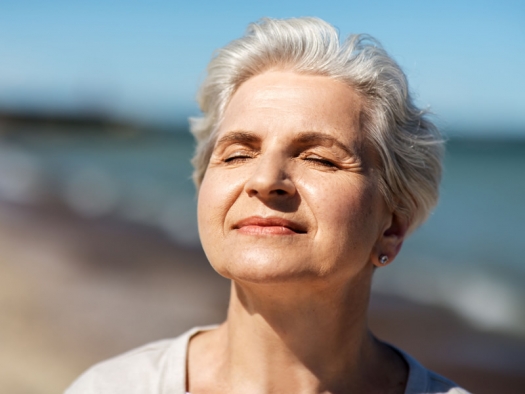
[189,71,408,393]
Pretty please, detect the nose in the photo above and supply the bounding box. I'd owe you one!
[244,154,296,199]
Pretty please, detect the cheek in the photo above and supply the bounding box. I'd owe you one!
[197,168,244,238]
[302,177,380,241]
[344,187,381,237]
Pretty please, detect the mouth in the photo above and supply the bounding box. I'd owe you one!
[233,216,307,235]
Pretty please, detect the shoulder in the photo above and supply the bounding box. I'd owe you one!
[425,370,471,394]
[64,338,182,394]
[399,348,472,394]
[64,326,209,394]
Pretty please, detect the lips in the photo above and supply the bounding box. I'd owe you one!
[234,216,307,235]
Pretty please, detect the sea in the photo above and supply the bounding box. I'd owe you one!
[0,126,524,337]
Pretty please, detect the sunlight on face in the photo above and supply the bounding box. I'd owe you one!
[198,71,391,286]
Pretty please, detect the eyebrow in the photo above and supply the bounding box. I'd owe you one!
[215,131,260,147]
[215,130,357,157]
[294,131,356,157]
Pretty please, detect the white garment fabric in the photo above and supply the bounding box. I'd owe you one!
[65,326,470,394]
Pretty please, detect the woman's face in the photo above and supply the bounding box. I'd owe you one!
[198,71,394,286]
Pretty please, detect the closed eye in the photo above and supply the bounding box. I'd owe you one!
[224,153,254,163]
[303,155,338,168]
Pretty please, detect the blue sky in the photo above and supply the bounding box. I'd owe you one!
[1,0,524,135]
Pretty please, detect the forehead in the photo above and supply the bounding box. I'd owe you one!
[220,71,364,146]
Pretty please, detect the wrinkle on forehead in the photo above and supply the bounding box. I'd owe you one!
[221,70,368,159]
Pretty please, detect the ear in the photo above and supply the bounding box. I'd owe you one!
[372,213,409,267]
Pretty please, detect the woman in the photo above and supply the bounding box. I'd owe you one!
[67,18,470,393]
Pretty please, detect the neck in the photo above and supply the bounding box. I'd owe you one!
[227,280,371,392]
[188,268,406,393]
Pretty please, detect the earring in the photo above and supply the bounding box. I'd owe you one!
[379,254,389,265]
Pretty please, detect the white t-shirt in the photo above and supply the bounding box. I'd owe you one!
[65,326,470,394]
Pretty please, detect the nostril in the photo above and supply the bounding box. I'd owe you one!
[244,167,296,198]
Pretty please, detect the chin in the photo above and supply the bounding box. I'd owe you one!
[209,251,335,285]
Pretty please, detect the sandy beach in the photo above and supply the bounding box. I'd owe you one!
[1,201,524,394]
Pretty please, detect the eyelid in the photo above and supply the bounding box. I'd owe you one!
[222,146,257,163]
[301,150,333,160]
[301,152,339,168]
[214,141,252,155]
[225,151,252,160]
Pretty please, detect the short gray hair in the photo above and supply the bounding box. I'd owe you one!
[190,17,443,232]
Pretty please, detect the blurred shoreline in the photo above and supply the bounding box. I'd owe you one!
[1,114,525,393]
[1,200,525,393]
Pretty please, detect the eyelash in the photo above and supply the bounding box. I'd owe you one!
[302,155,337,168]
[224,153,253,163]
[222,151,337,169]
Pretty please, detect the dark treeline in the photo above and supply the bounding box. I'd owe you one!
[0,108,190,136]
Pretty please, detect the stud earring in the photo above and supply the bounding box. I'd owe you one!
[379,254,389,265]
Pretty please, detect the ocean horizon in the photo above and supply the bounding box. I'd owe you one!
[1,125,524,337]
